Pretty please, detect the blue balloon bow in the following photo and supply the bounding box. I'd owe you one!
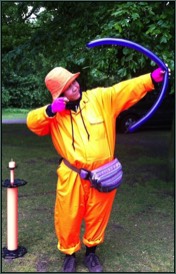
[87,38,169,132]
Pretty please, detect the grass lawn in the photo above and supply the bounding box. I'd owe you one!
[2,124,174,272]
[2,108,30,120]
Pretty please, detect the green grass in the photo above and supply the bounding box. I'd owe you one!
[2,108,30,120]
[2,125,174,272]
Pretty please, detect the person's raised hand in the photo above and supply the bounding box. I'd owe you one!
[51,97,69,113]
[151,65,171,83]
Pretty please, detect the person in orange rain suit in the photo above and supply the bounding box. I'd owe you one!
[27,66,166,272]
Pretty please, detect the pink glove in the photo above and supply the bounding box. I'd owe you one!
[51,97,69,113]
[151,68,165,83]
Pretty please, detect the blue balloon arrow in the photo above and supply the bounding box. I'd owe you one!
[87,38,169,132]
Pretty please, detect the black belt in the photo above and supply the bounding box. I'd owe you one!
[63,159,90,180]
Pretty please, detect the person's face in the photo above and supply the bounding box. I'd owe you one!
[63,81,80,101]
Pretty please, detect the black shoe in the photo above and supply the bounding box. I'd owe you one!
[84,253,103,272]
[62,255,76,272]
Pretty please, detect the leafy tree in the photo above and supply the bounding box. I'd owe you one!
[2,1,174,107]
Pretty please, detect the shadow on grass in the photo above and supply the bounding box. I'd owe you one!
[2,125,174,272]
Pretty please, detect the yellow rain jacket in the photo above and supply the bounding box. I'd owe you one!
[27,73,154,254]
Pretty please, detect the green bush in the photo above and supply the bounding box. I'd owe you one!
[2,87,11,107]
[2,71,51,108]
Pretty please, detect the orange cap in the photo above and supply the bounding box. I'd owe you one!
[45,67,80,100]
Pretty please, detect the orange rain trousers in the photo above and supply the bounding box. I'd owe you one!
[55,161,117,254]
[27,73,154,254]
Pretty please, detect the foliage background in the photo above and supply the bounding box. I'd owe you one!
[2,1,175,108]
